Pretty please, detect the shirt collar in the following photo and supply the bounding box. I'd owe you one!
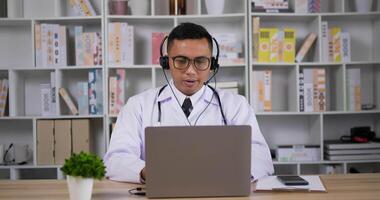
[157,80,207,105]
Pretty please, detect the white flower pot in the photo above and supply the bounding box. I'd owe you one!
[66,175,94,200]
[129,0,149,15]
[205,0,225,15]
[355,0,373,12]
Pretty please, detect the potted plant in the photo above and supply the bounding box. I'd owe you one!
[61,152,106,200]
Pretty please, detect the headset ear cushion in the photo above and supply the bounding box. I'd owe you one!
[160,56,169,70]
[211,57,219,70]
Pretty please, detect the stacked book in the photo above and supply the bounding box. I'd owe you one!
[321,22,351,63]
[35,24,67,67]
[253,17,296,63]
[299,68,326,112]
[324,140,380,161]
[108,22,134,66]
[75,26,102,66]
[251,0,290,12]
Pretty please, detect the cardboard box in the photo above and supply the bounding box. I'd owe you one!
[72,119,90,153]
[54,120,72,165]
[37,120,54,165]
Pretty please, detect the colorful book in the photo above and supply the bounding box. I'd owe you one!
[115,69,126,114]
[152,32,167,64]
[59,87,79,115]
[252,17,260,62]
[35,24,42,67]
[109,76,117,115]
[269,28,279,63]
[295,32,317,62]
[341,32,351,62]
[299,69,304,112]
[50,72,56,115]
[283,28,296,63]
[330,27,342,62]
[88,69,103,115]
[252,70,272,112]
[313,68,326,112]
[321,21,329,62]
[258,28,271,62]
[346,68,361,111]
[77,81,89,115]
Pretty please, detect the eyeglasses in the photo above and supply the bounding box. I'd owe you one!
[171,56,211,71]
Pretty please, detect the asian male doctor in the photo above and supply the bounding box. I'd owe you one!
[103,22,274,183]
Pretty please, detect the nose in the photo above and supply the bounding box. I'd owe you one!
[185,61,197,74]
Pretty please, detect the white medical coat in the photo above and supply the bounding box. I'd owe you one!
[103,84,274,183]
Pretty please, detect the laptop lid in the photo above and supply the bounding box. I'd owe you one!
[145,125,251,198]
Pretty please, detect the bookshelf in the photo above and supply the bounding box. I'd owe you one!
[0,0,379,179]
[248,0,380,175]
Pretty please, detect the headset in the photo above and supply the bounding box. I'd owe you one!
[159,36,220,71]
[157,35,227,125]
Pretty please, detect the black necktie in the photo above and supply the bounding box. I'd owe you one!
[182,98,193,118]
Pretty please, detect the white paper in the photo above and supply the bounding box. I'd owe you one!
[255,175,326,192]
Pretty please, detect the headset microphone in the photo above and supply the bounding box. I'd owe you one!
[203,66,219,85]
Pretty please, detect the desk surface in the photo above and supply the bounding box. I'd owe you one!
[0,173,379,200]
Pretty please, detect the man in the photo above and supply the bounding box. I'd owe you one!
[104,22,274,183]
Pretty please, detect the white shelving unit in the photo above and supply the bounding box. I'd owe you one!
[248,0,380,175]
[0,0,379,179]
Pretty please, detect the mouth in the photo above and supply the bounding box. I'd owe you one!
[183,79,197,87]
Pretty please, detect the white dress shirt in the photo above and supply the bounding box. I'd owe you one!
[103,81,274,183]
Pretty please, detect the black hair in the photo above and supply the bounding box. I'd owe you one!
[167,22,213,53]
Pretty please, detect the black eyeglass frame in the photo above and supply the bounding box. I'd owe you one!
[170,56,211,71]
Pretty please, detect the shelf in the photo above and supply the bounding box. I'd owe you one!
[36,115,104,119]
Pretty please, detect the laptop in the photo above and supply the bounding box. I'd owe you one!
[145,125,252,198]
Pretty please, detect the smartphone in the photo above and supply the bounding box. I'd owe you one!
[277,175,309,186]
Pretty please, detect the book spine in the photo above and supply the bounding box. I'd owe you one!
[295,33,317,63]
[59,88,79,115]
[78,0,96,16]
[126,25,134,65]
[114,22,122,65]
[252,71,262,112]
[321,21,329,62]
[40,83,52,116]
[50,72,56,115]
[294,0,308,13]
[330,27,342,62]
[77,81,89,115]
[283,28,296,63]
[269,28,279,63]
[68,0,83,16]
[115,69,126,114]
[299,69,304,112]
[0,79,8,117]
[252,17,260,62]
[53,24,60,67]
[35,24,42,67]
[108,23,115,65]
[346,68,361,111]
[41,24,48,67]
[88,69,97,115]
[341,32,351,63]
[59,26,67,66]
[83,32,93,66]
[47,24,54,67]
[75,26,84,66]
[96,69,103,115]
[97,32,103,65]
[263,70,272,111]
[316,68,326,111]
[93,32,99,65]
[303,69,314,112]
[258,28,271,62]
[109,76,117,115]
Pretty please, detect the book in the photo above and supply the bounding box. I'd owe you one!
[258,28,271,62]
[109,76,117,115]
[152,32,167,64]
[76,82,89,115]
[325,154,380,161]
[75,26,84,66]
[314,68,326,111]
[269,28,279,63]
[293,0,308,13]
[325,148,380,155]
[341,32,351,62]
[50,72,56,115]
[108,23,134,66]
[115,69,126,114]
[321,21,329,62]
[346,68,361,111]
[35,24,42,67]
[0,79,9,117]
[308,0,321,13]
[283,28,296,63]
[69,0,96,16]
[303,69,314,112]
[40,83,52,116]
[295,33,317,62]
[252,70,272,112]
[213,33,242,64]
[330,27,342,62]
[252,17,260,62]
[324,140,380,150]
[59,87,79,115]
[277,145,320,162]
[299,69,304,112]
[88,69,103,115]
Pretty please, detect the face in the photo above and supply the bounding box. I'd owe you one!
[168,38,212,96]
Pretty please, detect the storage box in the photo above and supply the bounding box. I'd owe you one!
[54,120,71,165]
[276,145,320,162]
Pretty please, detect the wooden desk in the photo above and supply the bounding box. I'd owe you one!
[0,173,379,200]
